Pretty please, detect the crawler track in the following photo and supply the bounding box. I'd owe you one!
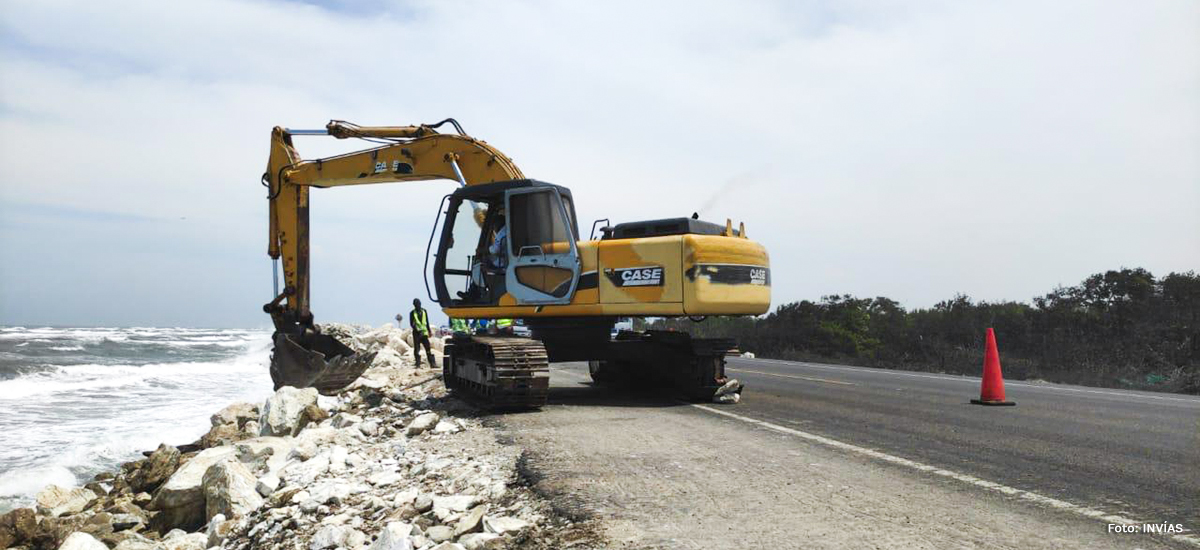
[444,335,550,409]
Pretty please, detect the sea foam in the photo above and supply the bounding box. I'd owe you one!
[0,326,274,512]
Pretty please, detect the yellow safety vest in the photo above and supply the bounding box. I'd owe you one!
[411,309,429,334]
[496,318,513,328]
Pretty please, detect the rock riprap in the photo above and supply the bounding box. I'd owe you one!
[3,322,597,550]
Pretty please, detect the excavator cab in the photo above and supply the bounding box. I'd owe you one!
[432,179,581,307]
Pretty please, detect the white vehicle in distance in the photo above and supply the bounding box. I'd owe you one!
[612,317,633,338]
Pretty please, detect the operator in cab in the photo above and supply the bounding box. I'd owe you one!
[465,210,508,304]
[487,213,508,270]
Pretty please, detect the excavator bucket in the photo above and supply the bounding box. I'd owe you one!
[269,332,376,395]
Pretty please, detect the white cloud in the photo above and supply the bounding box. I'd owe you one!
[1,0,1197,326]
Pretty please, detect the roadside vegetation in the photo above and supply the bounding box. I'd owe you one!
[651,268,1200,394]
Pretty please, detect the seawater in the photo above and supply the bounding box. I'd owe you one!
[0,326,273,512]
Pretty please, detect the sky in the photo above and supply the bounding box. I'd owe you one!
[0,0,1197,328]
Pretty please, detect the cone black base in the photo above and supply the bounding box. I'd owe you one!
[971,399,1016,406]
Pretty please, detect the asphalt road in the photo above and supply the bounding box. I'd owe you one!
[723,357,1200,537]
[497,358,1200,548]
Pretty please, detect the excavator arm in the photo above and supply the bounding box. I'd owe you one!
[262,119,523,392]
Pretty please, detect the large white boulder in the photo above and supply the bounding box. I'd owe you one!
[58,532,108,550]
[112,536,159,550]
[429,542,467,550]
[373,347,406,369]
[292,451,331,486]
[329,445,349,474]
[331,413,362,429]
[294,425,338,448]
[406,412,440,436]
[210,402,259,428]
[483,516,530,534]
[453,505,486,537]
[367,522,415,550]
[256,473,281,496]
[386,334,412,355]
[309,524,353,550]
[234,436,294,475]
[392,488,418,507]
[459,532,502,550]
[432,495,478,512]
[305,481,353,505]
[432,420,460,435]
[206,513,235,548]
[160,530,208,550]
[203,458,264,522]
[260,386,319,437]
[713,378,741,404]
[35,485,96,517]
[149,446,236,529]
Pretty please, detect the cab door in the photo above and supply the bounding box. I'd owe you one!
[504,187,580,304]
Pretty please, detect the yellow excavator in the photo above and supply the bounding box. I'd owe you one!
[263,119,770,407]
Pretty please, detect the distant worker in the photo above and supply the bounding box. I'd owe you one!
[495,318,514,335]
[470,318,488,334]
[407,298,437,368]
[449,317,468,334]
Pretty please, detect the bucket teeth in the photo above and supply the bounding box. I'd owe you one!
[270,332,376,395]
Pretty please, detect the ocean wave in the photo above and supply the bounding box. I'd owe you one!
[0,337,271,400]
[0,465,76,500]
[0,371,154,399]
[0,328,275,510]
[0,327,268,341]
[0,414,233,503]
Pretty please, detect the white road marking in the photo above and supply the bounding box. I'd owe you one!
[689,403,1200,547]
[736,358,1200,405]
[726,368,855,385]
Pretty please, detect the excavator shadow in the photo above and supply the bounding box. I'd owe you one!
[486,363,697,412]
[543,382,690,409]
[452,364,717,415]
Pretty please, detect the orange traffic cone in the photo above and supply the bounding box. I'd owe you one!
[971,328,1015,406]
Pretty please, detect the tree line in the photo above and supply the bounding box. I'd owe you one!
[650,268,1200,394]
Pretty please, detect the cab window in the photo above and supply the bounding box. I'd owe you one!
[509,191,571,256]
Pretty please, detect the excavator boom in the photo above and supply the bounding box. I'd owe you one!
[263,119,522,394]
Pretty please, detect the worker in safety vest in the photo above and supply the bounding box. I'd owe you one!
[471,319,488,334]
[495,318,514,335]
[407,298,437,368]
[449,317,468,334]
